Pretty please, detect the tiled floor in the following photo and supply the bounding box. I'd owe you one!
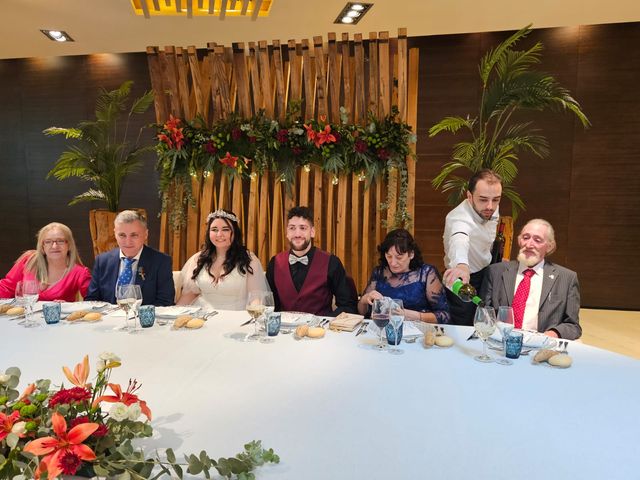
[580,309,640,360]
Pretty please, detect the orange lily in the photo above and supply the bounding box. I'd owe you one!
[62,355,90,388]
[93,382,152,420]
[314,125,336,147]
[19,383,36,401]
[304,124,316,143]
[0,410,20,441]
[23,411,98,479]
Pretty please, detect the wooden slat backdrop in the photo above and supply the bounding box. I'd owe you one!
[147,29,419,293]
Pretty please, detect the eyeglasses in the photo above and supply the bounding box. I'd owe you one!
[43,239,68,247]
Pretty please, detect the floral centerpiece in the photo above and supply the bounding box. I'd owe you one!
[156,103,416,229]
[0,354,278,479]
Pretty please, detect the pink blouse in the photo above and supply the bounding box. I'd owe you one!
[0,252,91,302]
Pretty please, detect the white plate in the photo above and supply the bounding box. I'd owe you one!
[280,311,315,328]
[60,301,108,314]
[155,306,201,318]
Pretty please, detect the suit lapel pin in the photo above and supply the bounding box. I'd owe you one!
[549,274,554,279]
[138,267,146,281]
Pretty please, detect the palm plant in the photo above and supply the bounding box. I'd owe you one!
[45,81,155,212]
[429,25,590,218]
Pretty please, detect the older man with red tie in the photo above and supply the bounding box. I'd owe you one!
[479,219,582,340]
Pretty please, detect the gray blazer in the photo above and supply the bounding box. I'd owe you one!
[480,260,581,340]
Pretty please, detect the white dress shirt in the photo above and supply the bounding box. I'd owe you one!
[515,260,545,332]
[443,200,499,273]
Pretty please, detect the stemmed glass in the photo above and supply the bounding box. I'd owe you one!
[245,291,274,342]
[496,306,515,365]
[16,280,41,328]
[473,306,497,363]
[387,299,405,355]
[116,284,142,333]
[371,297,391,351]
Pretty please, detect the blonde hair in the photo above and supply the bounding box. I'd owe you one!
[23,222,84,285]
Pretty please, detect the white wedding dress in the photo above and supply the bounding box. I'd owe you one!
[180,251,269,311]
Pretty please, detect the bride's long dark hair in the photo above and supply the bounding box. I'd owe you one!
[191,210,253,281]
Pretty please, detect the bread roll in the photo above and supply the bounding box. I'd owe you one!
[423,331,436,348]
[533,349,557,364]
[435,335,454,347]
[83,312,102,322]
[295,324,309,338]
[7,307,26,316]
[67,310,89,321]
[0,304,13,314]
[548,354,572,368]
[186,318,205,329]
[306,327,325,339]
[174,315,192,329]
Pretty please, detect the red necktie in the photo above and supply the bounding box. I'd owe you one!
[512,269,535,329]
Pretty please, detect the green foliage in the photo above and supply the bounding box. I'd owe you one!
[44,80,155,212]
[429,24,590,218]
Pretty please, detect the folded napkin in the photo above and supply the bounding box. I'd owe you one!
[329,312,364,332]
[60,301,108,314]
[156,306,201,317]
[491,329,556,349]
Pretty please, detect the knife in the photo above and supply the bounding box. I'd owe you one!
[466,331,478,341]
[355,322,369,336]
[240,318,255,327]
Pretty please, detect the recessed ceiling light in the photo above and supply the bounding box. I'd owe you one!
[41,30,74,42]
[334,2,372,25]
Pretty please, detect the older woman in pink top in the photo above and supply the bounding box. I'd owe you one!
[0,222,91,302]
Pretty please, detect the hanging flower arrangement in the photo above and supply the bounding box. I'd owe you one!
[155,104,416,229]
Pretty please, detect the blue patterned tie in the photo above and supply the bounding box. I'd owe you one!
[117,258,135,287]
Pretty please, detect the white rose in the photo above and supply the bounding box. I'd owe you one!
[110,402,130,422]
[127,403,142,421]
[12,421,26,436]
[0,374,11,384]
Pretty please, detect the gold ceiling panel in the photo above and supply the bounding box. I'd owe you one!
[131,0,272,19]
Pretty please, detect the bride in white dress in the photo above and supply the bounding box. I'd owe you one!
[177,210,269,310]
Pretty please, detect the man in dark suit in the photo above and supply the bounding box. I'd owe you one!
[480,219,581,340]
[85,210,175,306]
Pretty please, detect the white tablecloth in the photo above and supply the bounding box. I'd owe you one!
[2,308,639,479]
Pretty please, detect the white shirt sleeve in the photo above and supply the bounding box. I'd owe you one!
[180,253,201,295]
[446,219,472,268]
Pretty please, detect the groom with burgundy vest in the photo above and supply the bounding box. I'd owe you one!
[266,206,358,316]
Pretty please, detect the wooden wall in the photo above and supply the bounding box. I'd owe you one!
[0,23,638,309]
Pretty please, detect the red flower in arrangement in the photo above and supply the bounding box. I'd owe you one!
[292,146,303,156]
[58,451,83,475]
[93,381,152,420]
[231,128,243,141]
[49,387,92,408]
[314,125,336,148]
[23,412,99,479]
[165,114,182,131]
[159,115,185,151]
[0,410,21,441]
[276,129,289,144]
[204,142,218,155]
[333,131,341,143]
[304,124,316,143]
[70,416,109,438]
[172,128,185,150]
[355,139,368,153]
[377,148,390,160]
[157,133,174,148]
[219,152,239,169]
[248,135,257,143]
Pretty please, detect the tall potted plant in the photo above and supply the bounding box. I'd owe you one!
[429,25,590,218]
[45,81,154,255]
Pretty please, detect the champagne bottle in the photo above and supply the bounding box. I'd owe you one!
[449,278,485,306]
[490,221,506,264]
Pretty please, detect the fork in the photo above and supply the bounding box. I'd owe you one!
[560,340,569,354]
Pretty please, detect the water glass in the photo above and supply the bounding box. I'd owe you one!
[16,280,41,328]
[385,322,403,346]
[496,306,515,365]
[505,331,524,359]
[386,299,404,355]
[139,305,155,328]
[43,302,61,324]
[266,312,281,336]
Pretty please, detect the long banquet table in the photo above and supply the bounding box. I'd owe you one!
[2,307,639,479]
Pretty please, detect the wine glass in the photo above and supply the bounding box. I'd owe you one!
[244,291,273,342]
[259,292,276,344]
[473,306,496,363]
[496,306,515,365]
[16,280,41,328]
[116,284,142,332]
[387,299,405,355]
[371,297,391,351]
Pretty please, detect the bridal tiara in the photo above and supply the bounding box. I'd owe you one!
[207,209,239,223]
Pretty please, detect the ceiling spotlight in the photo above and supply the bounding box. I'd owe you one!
[41,30,74,42]
[334,2,373,25]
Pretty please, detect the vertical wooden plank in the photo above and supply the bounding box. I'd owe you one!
[341,33,354,123]
[335,175,348,267]
[313,36,328,119]
[361,185,372,293]
[187,46,206,117]
[368,33,379,118]
[257,40,274,116]
[207,42,222,122]
[271,179,284,260]
[175,47,192,119]
[232,43,252,117]
[199,172,216,242]
[213,46,233,118]
[375,179,383,263]
[162,46,183,117]
[272,40,287,122]
[301,39,316,120]
[326,32,342,122]
[199,49,213,122]
[288,40,303,102]
[325,175,335,253]
[350,175,361,289]
[218,174,230,210]
[187,176,201,256]
[231,176,244,229]
[313,166,323,251]
[396,28,408,120]
[378,32,391,117]
[353,34,366,124]
[258,173,270,266]
[406,47,419,234]
[298,167,310,206]
[246,171,259,254]
[248,42,263,112]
